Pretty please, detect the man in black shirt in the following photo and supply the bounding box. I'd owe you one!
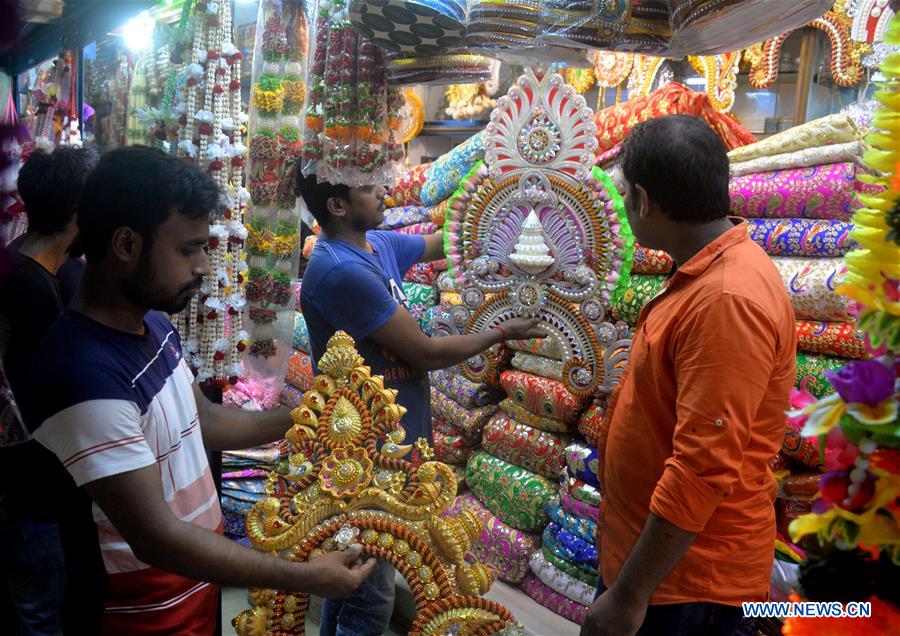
[0,146,98,635]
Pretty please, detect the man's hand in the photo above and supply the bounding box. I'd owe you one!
[300,544,378,599]
[580,585,647,636]
[496,317,547,341]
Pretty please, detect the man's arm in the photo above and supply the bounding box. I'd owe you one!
[369,304,545,372]
[419,231,444,263]
[580,514,696,635]
[84,465,376,597]
[193,384,293,451]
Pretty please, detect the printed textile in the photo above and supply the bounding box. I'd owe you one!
[465,451,555,532]
[727,114,862,164]
[499,370,587,424]
[796,320,868,360]
[377,205,432,230]
[420,131,485,206]
[521,574,589,625]
[481,412,570,480]
[745,218,857,257]
[795,353,848,398]
[430,387,497,442]
[729,140,866,178]
[772,257,851,322]
[610,274,667,325]
[430,368,502,409]
[387,162,430,207]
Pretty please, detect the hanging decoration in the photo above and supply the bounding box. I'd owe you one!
[627,55,667,97]
[687,52,739,111]
[742,34,789,89]
[239,0,307,396]
[232,332,524,636]
[445,83,497,120]
[400,88,425,143]
[563,67,595,95]
[784,12,899,623]
[441,68,634,397]
[170,0,249,390]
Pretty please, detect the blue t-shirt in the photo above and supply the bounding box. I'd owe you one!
[300,231,432,443]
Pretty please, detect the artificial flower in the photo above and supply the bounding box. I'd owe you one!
[790,392,847,438]
[824,425,860,471]
[823,359,894,407]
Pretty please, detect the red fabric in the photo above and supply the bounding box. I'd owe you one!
[593,83,756,155]
[387,163,431,207]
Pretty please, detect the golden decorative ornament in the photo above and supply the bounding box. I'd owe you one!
[589,51,634,88]
[628,55,666,96]
[687,53,739,112]
[234,332,522,635]
[563,67,596,94]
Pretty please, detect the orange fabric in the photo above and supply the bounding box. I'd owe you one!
[598,223,796,606]
[593,83,756,155]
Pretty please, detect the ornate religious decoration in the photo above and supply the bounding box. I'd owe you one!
[687,52,740,111]
[848,0,895,43]
[442,68,633,398]
[628,54,667,96]
[233,332,523,636]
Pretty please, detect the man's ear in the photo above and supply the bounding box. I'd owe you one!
[325,195,348,219]
[635,183,652,220]
[110,227,144,264]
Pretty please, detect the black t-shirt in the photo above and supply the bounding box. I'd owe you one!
[0,253,72,522]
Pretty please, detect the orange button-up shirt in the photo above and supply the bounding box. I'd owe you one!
[598,223,796,606]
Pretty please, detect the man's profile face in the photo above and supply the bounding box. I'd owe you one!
[346,185,387,232]
[123,212,210,315]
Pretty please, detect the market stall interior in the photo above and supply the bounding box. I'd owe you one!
[1,0,899,634]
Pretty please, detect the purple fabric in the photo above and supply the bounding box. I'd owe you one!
[745,218,857,257]
[560,491,600,523]
[729,162,860,220]
[521,573,588,625]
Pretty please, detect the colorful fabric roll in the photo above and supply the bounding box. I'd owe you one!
[543,522,598,566]
[430,368,501,409]
[499,399,571,434]
[279,384,305,409]
[745,218,857,257]
[302,234,317,260]
[431,388,497,442]
[529,550,596,606]
[499,371,586,424]
[593,82,756,155]
[405,261,439,285]
[541,545,600,588]
[796,320,868,360]
[564,442,600,489]
[377,205,432,230]
[729,162,860,221]
[510,351,563,381]
[782,423,825,471]
[729,140,866,178]
[577,402,605,450]
[293,312,311,353]
[632,246,674,275]
[444,492,540,584]
[430,200,448,225]
[466,451,554,532]
[434,430,474,465]
[222,507,248,538]
[726,114,862,164]
[402,282,438,317]
[560,491,600,524]
[547,496,597,545]
[285,351,314,392]
[772,257,850,322]
[521,574,589,625]
[481,412,569,480]
[421,131,485,206]
[388,162,431,207]
[561,473,602,508]
[439,291,461,305]
[795,353,847,398]
[395,221,439,236]
[610,274,667,325]
[506,337,565,360]
[420,305,444,336]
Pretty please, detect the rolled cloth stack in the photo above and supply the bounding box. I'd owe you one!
[465,451,556,533]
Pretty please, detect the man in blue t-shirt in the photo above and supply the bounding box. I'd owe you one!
[296,173,543,636]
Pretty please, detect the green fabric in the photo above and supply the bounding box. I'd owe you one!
[795,353,847,398]
[465,451,554,533]
[541,546,600,588]
[593,166,634,308]
[610,274,667,326]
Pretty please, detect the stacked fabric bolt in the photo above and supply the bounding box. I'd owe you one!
[281,312,315,409]
[430,367,502,470]
[221,443,287,544]
[726,113,874,549]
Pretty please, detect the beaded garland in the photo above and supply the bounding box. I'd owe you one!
[442,68,635,397]
[170,0,249,389]
[233,332,523,635]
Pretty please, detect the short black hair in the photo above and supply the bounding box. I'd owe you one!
[77,146,220,263]
[294,170,349,227]
[621,115,730,223]
[17,146,99,235]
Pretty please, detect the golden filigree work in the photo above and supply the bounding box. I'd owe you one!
[687,52,739,112]
[234,332,522,636]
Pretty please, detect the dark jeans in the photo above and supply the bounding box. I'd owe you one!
[0,519,66,636]
[319,559,395,636]
[593,585,741,636]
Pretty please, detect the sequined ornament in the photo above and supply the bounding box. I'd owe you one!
[442,68,635,397]
[233,332,523,635]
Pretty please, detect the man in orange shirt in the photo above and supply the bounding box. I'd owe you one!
[581,115,796,636]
